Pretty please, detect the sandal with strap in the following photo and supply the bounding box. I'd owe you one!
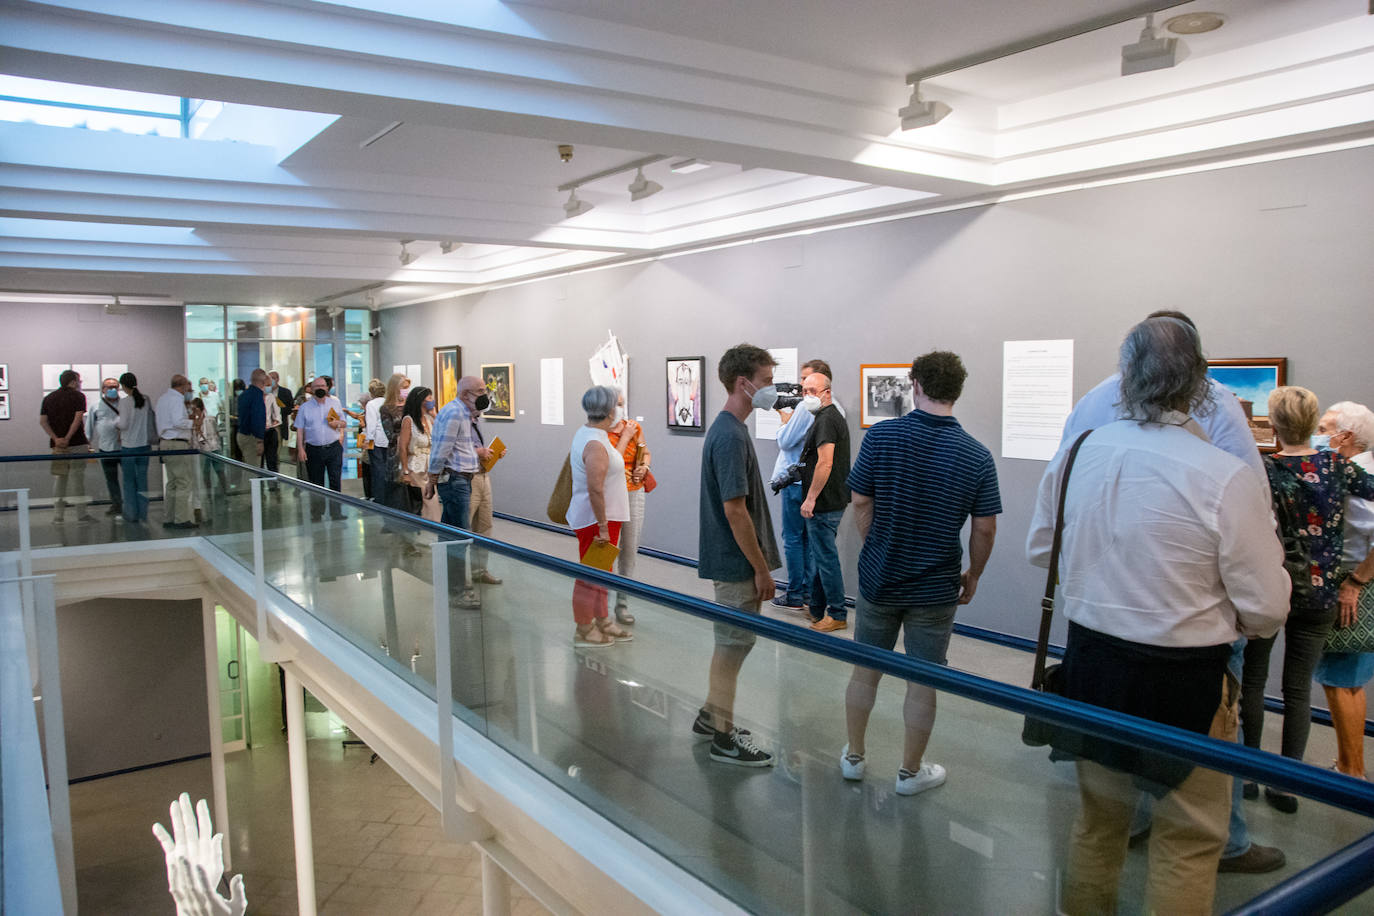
[597,619,634,642]
[574,624,615,648]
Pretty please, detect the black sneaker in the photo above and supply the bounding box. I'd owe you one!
[692,707,751,742]
[709,727,774,767]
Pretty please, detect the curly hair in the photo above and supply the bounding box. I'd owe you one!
[1118,317,1209,423]
[909,351,967,404]
[717,343,776,393]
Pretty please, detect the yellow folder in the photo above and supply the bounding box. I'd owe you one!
[580,539,620,572]
[480,436,507,473]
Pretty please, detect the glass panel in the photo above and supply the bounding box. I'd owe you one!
[221,718,243,744]
[184,304,225,340]
[0,99,180,136]
[215,607,240,692]
[0,75,183,114]
[343,308,372,341]
[220,691,243,717]
[269,309,314,341]
[227,306,269,340]
[342,343,372,410]
[311,342,334,388]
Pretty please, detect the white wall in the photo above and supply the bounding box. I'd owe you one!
[389,144,1374,644]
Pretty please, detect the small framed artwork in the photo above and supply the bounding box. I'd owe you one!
[0,393,9,420]
[433,345,462,407]
[666,356,704,430]
[860,364,914,428]
[480,363,514,420]
[0,364,8,391]
[1207,357,1288,452]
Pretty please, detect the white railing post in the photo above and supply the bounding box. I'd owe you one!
[251,476,285,662]
[201,594,232,871]
[431,543,460,839]
[284,669,317,916]
[30,574,76,915]
[481,850,512,916]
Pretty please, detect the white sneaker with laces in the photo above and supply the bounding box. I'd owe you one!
[840,744,866,780]
[895,762,946,796]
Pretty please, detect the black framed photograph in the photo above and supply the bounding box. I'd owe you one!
[860,363,913,428]
[666,356,704,430]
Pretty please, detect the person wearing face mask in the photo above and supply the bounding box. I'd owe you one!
[604,389,647,623]
[424,376,490,610]
[115,372,153,524]
[694,343,782,767]
[769,358,834,615]
[1312,401,1374,781]
[398,386,441,522]
[294,375,348,521]
[797,367,852,632]
[87,376,124,517]
[366,373,404,508]
[198,377,221,433]
[155,374,199,529]
[1240,386,1374,812]
[466,392,502,586]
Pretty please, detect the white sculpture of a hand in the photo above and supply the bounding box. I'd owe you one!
[152,793,247,916]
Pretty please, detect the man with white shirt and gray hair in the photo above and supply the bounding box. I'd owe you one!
[1028,315,1289,914]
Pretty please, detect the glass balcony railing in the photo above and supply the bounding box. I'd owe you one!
[5,450,1374,914]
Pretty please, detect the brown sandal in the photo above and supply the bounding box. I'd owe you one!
[597,619,634,642]
[574,624,615,648]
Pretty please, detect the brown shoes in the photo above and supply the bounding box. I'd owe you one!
[810,615,847,633]
[474,570,503,585]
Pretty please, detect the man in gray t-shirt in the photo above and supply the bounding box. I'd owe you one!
[694,344,782,768]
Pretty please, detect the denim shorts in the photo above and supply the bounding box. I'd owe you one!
[712,579,761,649]
[853,596,957,664]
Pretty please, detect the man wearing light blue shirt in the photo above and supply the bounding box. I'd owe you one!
[294,376,347,520]
[156,374,197,529]
[771,358,833,611]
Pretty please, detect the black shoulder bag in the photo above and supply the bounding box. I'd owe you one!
[1021,429,1092,747]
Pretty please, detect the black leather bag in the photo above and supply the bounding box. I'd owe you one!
[1021,429,1091,747]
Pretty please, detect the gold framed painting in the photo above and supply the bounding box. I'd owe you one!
[433,345,462,407]
[480,362,514,420]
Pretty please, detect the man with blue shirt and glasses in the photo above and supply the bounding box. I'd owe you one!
[771,358,833,615]
[425,376,491,611]
[841,351,1001,796]
[294,375,347,521]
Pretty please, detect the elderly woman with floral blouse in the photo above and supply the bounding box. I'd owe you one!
[1241,387,1374,811]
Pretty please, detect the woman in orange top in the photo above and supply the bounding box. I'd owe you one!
[606,390,651,626]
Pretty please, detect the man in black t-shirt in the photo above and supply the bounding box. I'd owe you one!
[799,368,851,632]
[39,368,92,523]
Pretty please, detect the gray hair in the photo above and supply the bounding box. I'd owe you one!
[581,385,619,421]
[1117,317,1209,423]
[1327,401,1374,452]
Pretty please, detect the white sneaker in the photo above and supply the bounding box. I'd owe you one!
[895,762,946,796]
[840,744,866,781]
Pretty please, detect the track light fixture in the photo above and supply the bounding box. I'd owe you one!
[668,158,711,174]
[563,189,594,218]
[439,241,462,255]
[898,81,951,130]
[627,168,663,202]
[1121,13,1188,75]
[398,240,414,266]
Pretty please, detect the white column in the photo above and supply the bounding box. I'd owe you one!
[200,595,232,871]
[32,576,76,915]
[284,669,317,916]
[481,850,511,916]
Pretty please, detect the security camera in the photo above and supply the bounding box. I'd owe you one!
[368,327,382,338]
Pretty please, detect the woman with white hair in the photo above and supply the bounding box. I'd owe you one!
[1313,401,1374,779]
[567,385,633,647]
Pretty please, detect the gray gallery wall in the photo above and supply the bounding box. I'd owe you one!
[381,144,1374,645]
[56,597,209,780]
[0,302,186,454]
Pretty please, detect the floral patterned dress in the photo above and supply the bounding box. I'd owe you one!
[1265,451,1374,609]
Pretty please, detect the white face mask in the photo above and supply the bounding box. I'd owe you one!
[800,395,823,414]
[745,380,778,410]
[1310,434,1332,450]
[614,405,627,422]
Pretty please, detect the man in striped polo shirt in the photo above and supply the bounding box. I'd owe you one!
[840,350,1001,796]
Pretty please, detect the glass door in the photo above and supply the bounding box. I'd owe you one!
[215,607,248,752]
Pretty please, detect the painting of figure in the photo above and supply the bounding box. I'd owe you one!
[666,356,703,430]
[481,363,514,420]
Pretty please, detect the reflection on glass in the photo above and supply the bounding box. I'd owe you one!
[184,304,225,340]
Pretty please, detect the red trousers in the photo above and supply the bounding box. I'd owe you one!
[573,521,622,625]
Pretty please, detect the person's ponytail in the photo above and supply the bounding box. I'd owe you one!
[119,372,146,409]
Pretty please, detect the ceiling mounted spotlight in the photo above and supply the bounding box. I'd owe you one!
[898,81,951,130]
[1164,11,1224,35]
[627,168,663,202]
[669,158,711,174]
[439,241,462,255]
[1121,13,1189,75]
[563,189,594,218]
[398,240,414,266]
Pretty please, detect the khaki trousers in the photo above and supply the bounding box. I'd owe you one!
[1063,675,1237,916]
[50,445,87,518]
[468,470,493,572]
[160,439,196,523]
[615,487,646,612]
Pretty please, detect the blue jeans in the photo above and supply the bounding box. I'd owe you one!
[119,449,150,521]
[779,484,813,604]
[1130,638,1250,858]
[436,474,473,588]
[370,445,392,507]
[805,508,846,620]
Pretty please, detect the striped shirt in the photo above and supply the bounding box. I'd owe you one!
[428,399,480,475]
[848,410,1002,605]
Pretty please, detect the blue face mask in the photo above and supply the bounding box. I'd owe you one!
[1311,434,1332,450]
[423,400,435,411]
[104,387,118,399]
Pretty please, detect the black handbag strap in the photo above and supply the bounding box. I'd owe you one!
[1031,429,1093,690]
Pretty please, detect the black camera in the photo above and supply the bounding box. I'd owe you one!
[771,382,804,410]
[770,462,804,494]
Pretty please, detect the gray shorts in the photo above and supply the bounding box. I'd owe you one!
[712,579,761,649]
[853,596,957,664]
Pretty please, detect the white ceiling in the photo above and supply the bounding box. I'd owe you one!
[0,0,1371,310]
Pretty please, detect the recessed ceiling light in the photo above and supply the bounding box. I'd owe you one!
[1164,12,1225,35]
[669,158,711,174]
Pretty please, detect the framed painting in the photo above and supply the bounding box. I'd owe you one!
[1207,357,1288,452]
[860,363,914,428]
[666,356,704,430]
[433,345,461,407]
[480,363,514,420]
